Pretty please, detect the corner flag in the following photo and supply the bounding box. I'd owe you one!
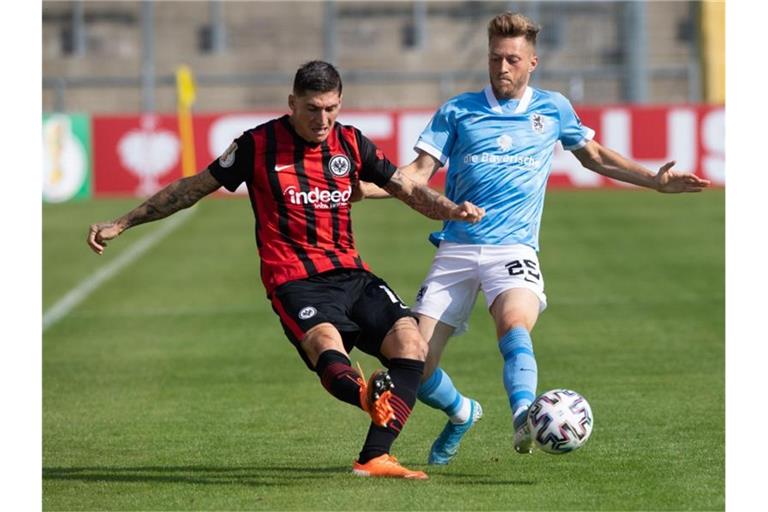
[176,65,197,177]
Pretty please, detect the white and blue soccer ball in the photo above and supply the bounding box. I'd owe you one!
[527,389,593,454]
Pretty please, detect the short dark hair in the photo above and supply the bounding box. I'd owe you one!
[488,12,540,46]
[292,60,343,96]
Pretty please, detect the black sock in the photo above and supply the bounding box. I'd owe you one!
[358,358,425,463]
[315,350,363,409]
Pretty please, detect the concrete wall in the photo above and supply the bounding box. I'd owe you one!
[42,1,699,113]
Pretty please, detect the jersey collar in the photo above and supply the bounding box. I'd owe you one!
[484,85,533,114]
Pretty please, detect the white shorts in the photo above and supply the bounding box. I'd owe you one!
[412,242,547,335]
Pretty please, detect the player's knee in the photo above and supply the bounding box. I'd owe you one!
[382,317,428,361]
[409,337,429,362]
[493,302,538,335]
[496,316,535,338]
[301,323,344,366]
[491,289,541,337]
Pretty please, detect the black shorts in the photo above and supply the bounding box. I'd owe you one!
[270,269,417,369]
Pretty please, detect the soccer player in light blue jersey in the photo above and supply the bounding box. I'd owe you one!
[358,12,710,464]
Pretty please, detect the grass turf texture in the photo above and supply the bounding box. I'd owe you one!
[43,189,724,510]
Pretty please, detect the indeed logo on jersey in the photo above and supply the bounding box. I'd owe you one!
[462,152,538,167]
[284,185,352,209]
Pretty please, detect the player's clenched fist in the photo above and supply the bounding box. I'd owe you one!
[87,221,124,255]
[450,201,485,223]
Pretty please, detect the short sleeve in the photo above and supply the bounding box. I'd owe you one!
[414,102,457,165]
[554,93,595,151]
[355,130,397,187]
[208,131,255,192]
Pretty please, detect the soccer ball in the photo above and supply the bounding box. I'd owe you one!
[527,389,593,454]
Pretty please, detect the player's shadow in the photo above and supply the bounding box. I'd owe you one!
[43,466,537,487]
[435,472,536,486]
[43,465,347,487]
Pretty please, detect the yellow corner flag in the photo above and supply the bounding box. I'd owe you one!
[176,65,197,177]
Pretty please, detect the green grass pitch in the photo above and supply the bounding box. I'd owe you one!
[43,189,724,510]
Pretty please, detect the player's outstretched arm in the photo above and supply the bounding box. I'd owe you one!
[86,169,222,255]
[350,180,388,202]
[382,169,485,223]
[572,140,711,193]
[352,150,442,201]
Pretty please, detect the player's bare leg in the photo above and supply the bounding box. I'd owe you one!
[418,316,454,380]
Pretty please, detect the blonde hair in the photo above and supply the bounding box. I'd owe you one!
[487,12,540,45]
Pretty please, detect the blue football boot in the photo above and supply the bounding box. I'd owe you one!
[428,399,483,465]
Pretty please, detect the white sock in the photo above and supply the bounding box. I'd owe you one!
[449,397,472,424]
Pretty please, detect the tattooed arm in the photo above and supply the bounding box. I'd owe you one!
[87,169,222,254]
[353,150,442,201]
[382,168,485,223]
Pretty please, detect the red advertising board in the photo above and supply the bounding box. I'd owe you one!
[91,106,724,196]
[92,114,186,196]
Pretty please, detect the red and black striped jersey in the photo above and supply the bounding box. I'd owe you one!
[208,115,397,296]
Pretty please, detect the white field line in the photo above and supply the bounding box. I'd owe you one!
[43,208,196,332]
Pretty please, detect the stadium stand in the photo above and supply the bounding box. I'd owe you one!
[43,1,699,113]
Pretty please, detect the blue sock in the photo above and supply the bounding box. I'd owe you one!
[417,368,464,418]
[498,327,537,428]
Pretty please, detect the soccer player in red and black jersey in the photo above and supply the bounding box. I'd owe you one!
[87,61,485,480]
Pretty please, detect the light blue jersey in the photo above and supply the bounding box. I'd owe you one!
[416,85,594,250]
